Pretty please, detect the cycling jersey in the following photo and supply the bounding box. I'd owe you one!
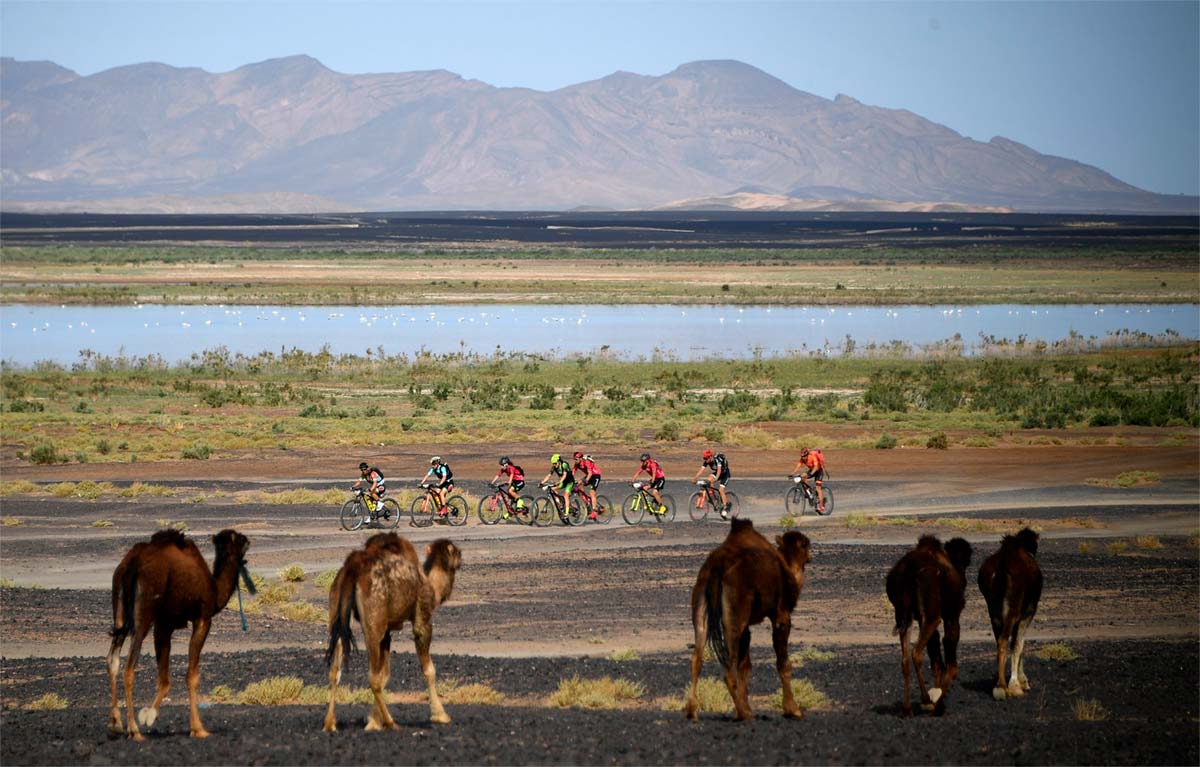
[705,455,731,480]
[642,458,665,480]
[802,450,824,474]
[431,463,453,487]
[575,457,601,478]
[501,463,525,483]
[552,460,576,487]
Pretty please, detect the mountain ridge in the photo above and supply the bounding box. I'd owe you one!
[1,56,1195,214]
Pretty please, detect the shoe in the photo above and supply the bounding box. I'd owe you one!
[723,502,732,512]
[817,505,825,513]
[588,511,598,521]
[502,511,511,520]
[437,507,449,517]
[719,510,729,520]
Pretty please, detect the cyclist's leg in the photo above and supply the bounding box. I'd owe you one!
[813,470,825,508]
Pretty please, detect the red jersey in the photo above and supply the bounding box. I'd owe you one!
[641,458,665,480]
[500,463,525,482]
[575,457,601,478]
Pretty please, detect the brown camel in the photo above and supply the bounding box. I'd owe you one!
[978,527,1043,701]
[684,519,812,721]
[323,533,462,732]
[106,528,254,740]
[885,534,972,717]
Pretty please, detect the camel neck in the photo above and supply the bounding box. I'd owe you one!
[427,569,456,607]
[212,556,242,612]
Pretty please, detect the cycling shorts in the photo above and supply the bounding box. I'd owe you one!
[649,477,665,491]
[507,480,525,492]
[583,475,601,490]
[711,471,730,488]
[808,469,825,484]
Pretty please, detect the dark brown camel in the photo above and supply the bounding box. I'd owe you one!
[106,528,254,739]
[324,533,462,732]
[885,534,972,716]
[978,527,1043,701]
[684,519,812,721]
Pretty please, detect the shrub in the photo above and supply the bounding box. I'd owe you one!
[1034,642,1079,661]
[1078,542,1091,555]
[778,514,796,528]
[1072,698,1108,721]
[1133,535,1163,549]
[277,564,306,582]
[0,481,39,496]
[925,431,949,450]
[672,677,730,713]
[549,676,645,709]
[609,649,639,662]
[238,676,305,705]
[7,400,44,413]
[2,516,24,526]
[768,679,829,711]
[874,432,898,450]
[278,601,324,623]
[655,421,680,441]
[181,443,212,460]
[315,570,339,590]
[29,443,62,465]
[91,520,114,528]
[27,693,68,711]
[718,390,759,415]
[1106,541,1128,555]
[208,685,235,703]
[789,646,835,667]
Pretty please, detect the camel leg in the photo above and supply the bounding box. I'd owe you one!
[1008,616,1033,697]
[186,617,212,738]
[934,620,960,717]
[364,629,398,731]
[106,633,127,736]
[773,614,802,719]
[122,627,149,741]
[684,602,707,720]
[324,640,343,733]
[1016,618,1033,691]
[898,626,912,717]
[911,619,939,711]
[734,628,753,721]
[137,624,173,731]
[994,611,1019,701]
[414,609,450,725]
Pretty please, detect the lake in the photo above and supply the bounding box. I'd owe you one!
[0,303,1196,366]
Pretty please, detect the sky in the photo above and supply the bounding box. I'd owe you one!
[2,1,1198,196]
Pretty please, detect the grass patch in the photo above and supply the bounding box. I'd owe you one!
[608,648,639,662]
[1086,470,1162,488]
[277,601,324,623]
[2,516,24,526]
[1078,541,1092,555]
[91,519,114,528]
[315,570,339,590]
[255,583,296,605]
[26,693,68,711]
[768,679,830,712]
[0,480,39,496]
[237,676,305,705]
[257,488,344,505]
[1072,698,1109,721]
[670,677,731,713]
[548,676,646,709]
[1133,535,1163,549]
[439,680,505,705]
[208,685,235,703]
[789,646,835,667]
[1106,541,1129,555]
[296,683,375,706]
[778,514,796,528]
[277,563,306,582]
[117,482,174,497]
[1034,642,1080,661]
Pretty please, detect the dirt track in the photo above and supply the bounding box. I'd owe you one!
[1,453,1197,764]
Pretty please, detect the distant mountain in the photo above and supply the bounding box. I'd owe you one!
[1,56,1194,214]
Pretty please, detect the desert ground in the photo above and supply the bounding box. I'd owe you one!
[1,447,1197,765]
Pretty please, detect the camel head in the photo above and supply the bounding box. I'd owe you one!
[775,531,812,587]
[212,529,255,595]
[1008,527,1040,556]
[423,539,462,606]
[943,537,973,577]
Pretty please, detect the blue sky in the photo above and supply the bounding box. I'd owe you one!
[3,1,1197,195]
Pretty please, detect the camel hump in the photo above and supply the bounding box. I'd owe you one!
[150,529,189,549]
[916,534,943,551]
[364,532,406,554]
[944,537,973,574]
[730,518,754,534]
[1006,527,1040,555]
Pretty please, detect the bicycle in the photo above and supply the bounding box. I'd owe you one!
[688,479,740,522]
[531,483,585,527]
[573,483,614,524]
[477,483,535,525]
[621,482,676,525]
[340,486,401,531]
[784,475,834,517]
[410,484,470,528]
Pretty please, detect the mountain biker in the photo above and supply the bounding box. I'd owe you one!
[540,453,576,514]
[421,456,454,518]
[631,452,667,515]
[490,456,528,516]
[573,451,603,520]
[354,461,386,510]
[793,447,826,512]
[694,449,732,519]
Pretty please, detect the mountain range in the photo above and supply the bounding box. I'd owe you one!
[1,55,1194,214]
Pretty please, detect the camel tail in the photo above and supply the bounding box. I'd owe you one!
[703,568,730,669]
[110,559,138,640]
[324,574,358,668]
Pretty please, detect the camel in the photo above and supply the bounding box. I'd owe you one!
[885,534,972,716]
[684,519,812,721]
[106,528,254,740]
[978,527,1043,701]
[323,532,462,732]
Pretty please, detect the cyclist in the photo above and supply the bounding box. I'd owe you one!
[490,456,528,518]
[573,451,603,520]
[421,456,454,518]
[540,453,576,515]
[631,452,667,515]
[792,447,826,512]
[694,449,732,519]
[353,461,386,511]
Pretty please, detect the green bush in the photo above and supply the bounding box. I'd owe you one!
[182,443,212,460]
[30,444,62,465]
[875,432,898,450]
[6,400,44,413]
[925,431,949,450]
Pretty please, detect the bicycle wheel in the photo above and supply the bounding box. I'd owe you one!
[377,498,402,530]
[688,491,710,522]
[815,486,834,516]
[784,486,806,517]
[621,493,645,525]
[660,493,676,523]
[515,496,535,525]
[410,495,434,528]
[531,497,555,527]
[478,494,502,525]
[340,499,365,531]
[724,491,740,519]
[593,494,615,525]
[444,495,469,526]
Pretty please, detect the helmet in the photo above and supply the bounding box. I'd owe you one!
[640,452,650,461]
[499,456,510,466]
[573,451,584,460]
[550,453,561,464]
[702,449,713,461]
[359,461,369,470]
[430,456,441,465]
[800,447,810,458]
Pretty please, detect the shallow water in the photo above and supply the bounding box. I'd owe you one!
[0,303,1196,366]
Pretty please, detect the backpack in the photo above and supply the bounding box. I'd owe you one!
[512,464,524,478]
[715,453,730,476]
[810,449,825,470]
[440,464,453,482]
[369,467,384,482]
